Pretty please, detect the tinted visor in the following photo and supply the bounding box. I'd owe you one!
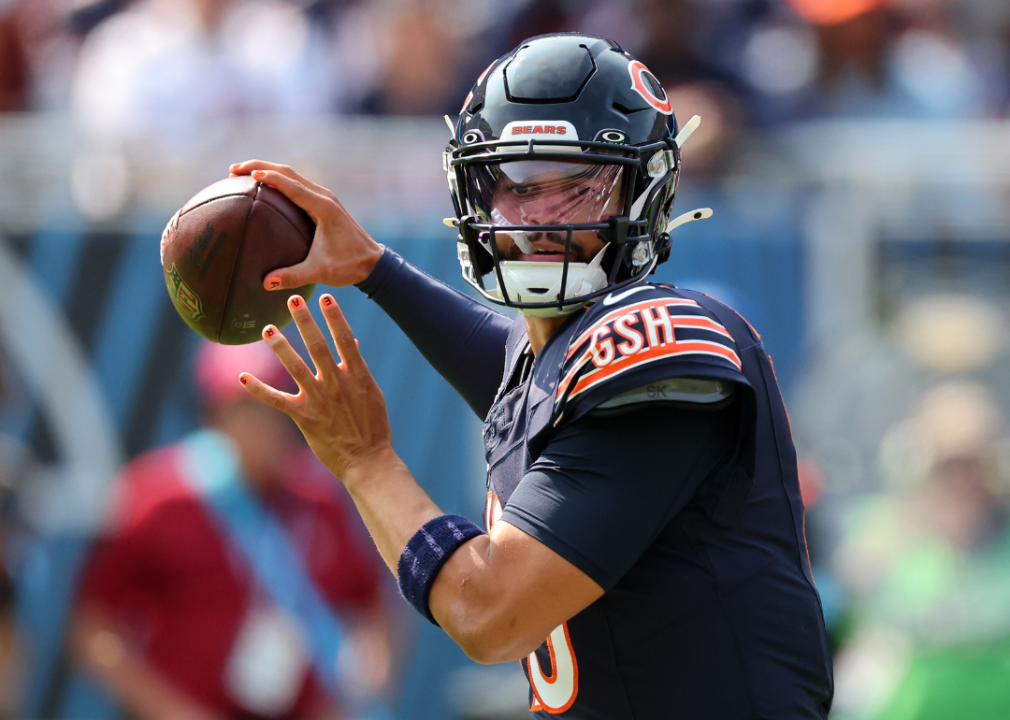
[465,160,625,226]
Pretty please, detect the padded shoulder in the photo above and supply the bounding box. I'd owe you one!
[541,284,750,428]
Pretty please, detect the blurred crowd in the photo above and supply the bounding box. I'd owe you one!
[0,341,401,720]
[1,0,1010,133]
[3,1,1010,720]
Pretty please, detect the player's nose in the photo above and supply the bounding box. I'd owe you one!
[518,196,560,226]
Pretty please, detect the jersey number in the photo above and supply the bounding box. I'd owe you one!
[486,492,579,713]
[524,622,579,714]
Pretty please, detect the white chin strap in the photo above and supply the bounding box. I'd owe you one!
[487,247,608,317]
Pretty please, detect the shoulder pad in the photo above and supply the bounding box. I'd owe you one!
[551,284,748,427]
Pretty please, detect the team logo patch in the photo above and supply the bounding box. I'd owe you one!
[627,60,672,115]
[166,264,206,322]
[555,297,741,414]
[500,120,579,141]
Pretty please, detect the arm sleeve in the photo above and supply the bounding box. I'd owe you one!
[356,247,513,419]
[499,402,737,590]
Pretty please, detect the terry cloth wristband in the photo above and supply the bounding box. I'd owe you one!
[397,514,485,625]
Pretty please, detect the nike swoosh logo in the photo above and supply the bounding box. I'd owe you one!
[601,285,653,306]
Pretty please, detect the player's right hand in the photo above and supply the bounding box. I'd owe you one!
[229,160,385,291]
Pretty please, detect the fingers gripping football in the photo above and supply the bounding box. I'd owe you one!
[229,161,384,291]
[231,160,336,200]
[240,294,393,482]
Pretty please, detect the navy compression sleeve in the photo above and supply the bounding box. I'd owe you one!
[356,247,512,419]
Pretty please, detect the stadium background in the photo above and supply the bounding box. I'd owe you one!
[2,0,1010,718]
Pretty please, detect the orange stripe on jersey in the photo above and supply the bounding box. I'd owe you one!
[568,340,742,400]
[556,348,592,400]
[566,297,701,361]
[665,315,734,339]
[556,302,739,402]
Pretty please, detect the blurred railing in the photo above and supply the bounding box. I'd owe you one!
[0,115,456,233]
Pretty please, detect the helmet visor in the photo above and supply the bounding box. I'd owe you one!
[467,160,625,224]
[465,160,625,263]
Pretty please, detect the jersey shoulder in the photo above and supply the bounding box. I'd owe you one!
[543,283,749,427]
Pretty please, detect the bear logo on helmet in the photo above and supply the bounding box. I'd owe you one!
[628,60,672,115]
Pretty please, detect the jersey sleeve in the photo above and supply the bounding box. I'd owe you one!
[498,402,737,590]
[551,289,750,428]
[356,247,513,419]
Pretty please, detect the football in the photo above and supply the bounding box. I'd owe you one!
[160,175,316,344]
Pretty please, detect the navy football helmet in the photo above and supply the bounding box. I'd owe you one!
[445,33,682,316]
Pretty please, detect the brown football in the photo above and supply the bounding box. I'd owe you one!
[160,176,316,344]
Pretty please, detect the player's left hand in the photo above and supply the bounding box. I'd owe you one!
[239,293,394,483]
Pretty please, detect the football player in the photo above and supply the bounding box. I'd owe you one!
[233,33,833,719]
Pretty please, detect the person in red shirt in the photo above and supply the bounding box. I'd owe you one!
[70,341,392,720]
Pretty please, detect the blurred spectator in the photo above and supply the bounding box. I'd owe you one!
[778,0,991,119]
[9,0,89,112]
[69,341,392,720]
[0,0,29,110]
[955,0,1010,114]
[503,0,570,50]
[636,0,753,88]
[666,81,745,178]
[360,0,461,116]
[832,380,1010,719]
[0,361,26,718]
[69,0,359,142]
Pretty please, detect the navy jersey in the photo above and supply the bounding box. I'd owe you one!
[483,283,833,719]
[358,250,832,719]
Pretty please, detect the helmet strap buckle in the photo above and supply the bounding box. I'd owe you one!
[607,215,631,245]
[655,232,672,265]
